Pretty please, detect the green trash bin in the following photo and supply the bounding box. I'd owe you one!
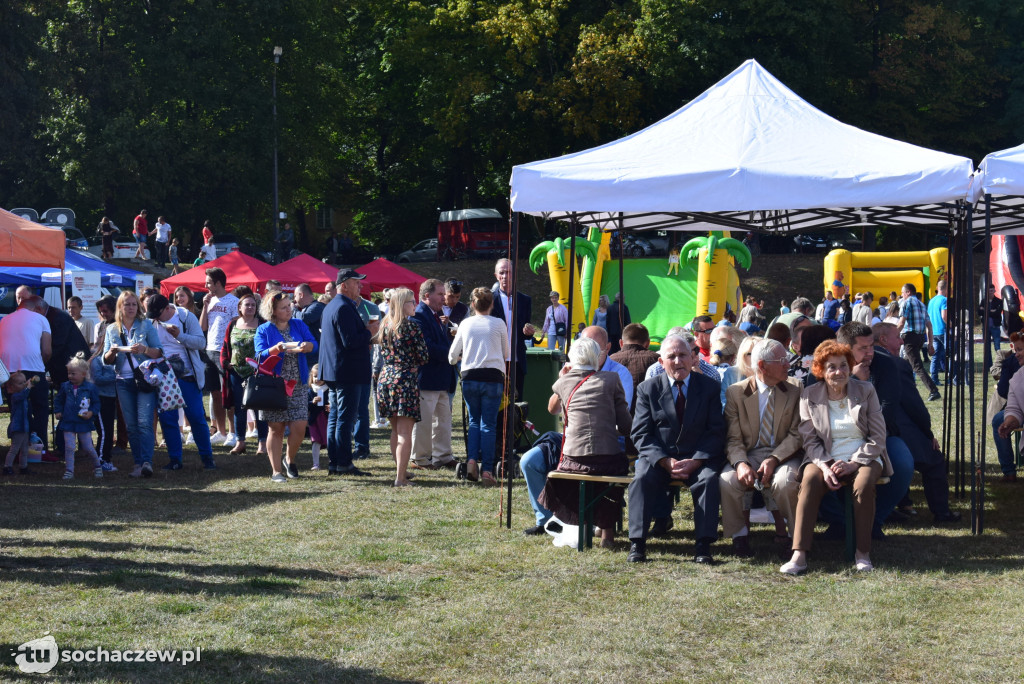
[523,347,566,436]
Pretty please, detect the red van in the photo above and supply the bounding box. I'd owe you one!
[437,208,507,260]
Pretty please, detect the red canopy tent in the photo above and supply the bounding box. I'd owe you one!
[0,208,66,268]
[274,253,338,292]
[159,251,298,296]
[356,258,426,294]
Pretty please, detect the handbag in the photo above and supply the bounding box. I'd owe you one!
[120,329,155,393]
[0,357,9,385]
[242,374,288,411]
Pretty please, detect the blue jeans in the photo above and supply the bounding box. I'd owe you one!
[229,371,268,443]
[990,323,1002,353]
[158,377,214,466]
[520,446,552,526]
[115,379,157,466]
[327,383,363,470]
[991,410,1018,476]
[819,436,915,528]
[462,380,503,474]
[930,334,946,385]
[352,383,370,453]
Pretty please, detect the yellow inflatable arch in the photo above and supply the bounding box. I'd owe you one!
[823,248,948,302]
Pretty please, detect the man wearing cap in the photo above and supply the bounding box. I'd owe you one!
[318,268,377,476]
[146,293,216,470]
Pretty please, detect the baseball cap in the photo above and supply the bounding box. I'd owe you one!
[336,268,367,283]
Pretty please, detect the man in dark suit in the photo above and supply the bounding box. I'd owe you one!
[410,278,457,469]
[605,292,631,354]
[489,258,535,398]
[873,323,961,523]
[627,334,725,564]
[318,269,377,476]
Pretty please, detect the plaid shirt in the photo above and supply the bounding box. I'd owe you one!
[899,295,928,334]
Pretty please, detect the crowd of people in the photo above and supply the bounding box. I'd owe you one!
[0,258,984,574]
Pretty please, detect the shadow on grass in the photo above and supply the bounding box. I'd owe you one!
[0,645,420,683]
[0,538,199,554]
[0,553,364,596]
[0,485,321,533]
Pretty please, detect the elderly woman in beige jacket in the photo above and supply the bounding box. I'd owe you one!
[540,337,632,548]
[781,340,892,575]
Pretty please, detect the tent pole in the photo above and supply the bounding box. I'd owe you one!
[618,213,625,340]
[965,205,977,534]
[977,196,993,534]
[567,216,577,355]
[504,212,520,530]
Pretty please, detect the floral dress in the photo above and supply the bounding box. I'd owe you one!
[377,318,429,420]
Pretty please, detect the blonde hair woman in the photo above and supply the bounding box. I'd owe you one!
[375,287,429,486]
[102,291,162,477]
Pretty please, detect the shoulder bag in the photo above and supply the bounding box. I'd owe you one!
[120,328,155,393]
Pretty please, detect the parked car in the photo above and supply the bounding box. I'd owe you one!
[792,230,862,254]
[57,225,89,250]
[396,238,438,263]
[86,234,150,261]
[210,233,274,263]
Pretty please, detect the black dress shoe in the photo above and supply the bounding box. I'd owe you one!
[337,466,370,476]
[934,511,962,523]
[649,517,674,537]
[627,540,647,563]
[886,508,911,523]
[731,535,753,558]
[523,524,545,536]
[693,541,714,564]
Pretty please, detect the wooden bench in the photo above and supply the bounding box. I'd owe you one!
[546,471,686,551]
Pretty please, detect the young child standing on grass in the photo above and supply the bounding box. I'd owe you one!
[3,371,36,475]
[308,364,329,471]
[54,354,103,480]
[169,238,181,274]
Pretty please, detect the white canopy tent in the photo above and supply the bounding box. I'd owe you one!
[510,59,975,234]
[974,143,1024,234]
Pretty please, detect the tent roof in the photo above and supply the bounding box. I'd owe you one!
[0,208,66,268]
[0,249,141,288]
[158,251,291,296]
[510,60,974,233]
[979,143,1024,196]
[275,253,338,291]
[355,258,426,294]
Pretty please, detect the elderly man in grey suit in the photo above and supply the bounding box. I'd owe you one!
[627,334,725,564]
[721,338,804,557]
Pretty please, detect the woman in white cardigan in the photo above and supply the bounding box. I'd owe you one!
[449,287,510,484]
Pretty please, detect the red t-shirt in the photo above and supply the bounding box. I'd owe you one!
[202,226,213,242]
[134,214,149,236]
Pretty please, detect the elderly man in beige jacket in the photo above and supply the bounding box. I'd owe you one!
[721,338,804,557]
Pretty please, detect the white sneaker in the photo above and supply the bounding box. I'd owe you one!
[209,432,227,446]
[184,433,196,446]
[62,471,74,480]
[245,430,258,439]
[93,467,103,478]
[222,433,238,448]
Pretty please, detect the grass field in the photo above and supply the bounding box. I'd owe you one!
[1,359,1023,682]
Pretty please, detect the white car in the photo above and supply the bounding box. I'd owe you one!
[87,234,150,261]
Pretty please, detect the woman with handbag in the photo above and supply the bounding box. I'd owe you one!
[102,291,162,477]
[376,287,429,487]
[254,291,318,483]
[543,291,569,352]
[221,291,268,456]
[538,337,632,548]
[145,294,216,471]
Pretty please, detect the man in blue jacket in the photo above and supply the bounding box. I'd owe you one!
[410,278,457,469]
[318,269,377,476]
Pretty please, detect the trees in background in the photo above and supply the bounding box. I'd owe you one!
[1,0,1022,253]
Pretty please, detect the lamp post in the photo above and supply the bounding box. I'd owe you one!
[272,45,282,261]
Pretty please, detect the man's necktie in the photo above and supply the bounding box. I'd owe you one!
[758,387,775,447]
[674,381,686,420]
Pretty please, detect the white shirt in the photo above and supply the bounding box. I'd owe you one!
[448,314,509,373]
[200,243,217,262]
[74,317,95,347]
[205,293,239,351]
[154,317,187,360]
[154,221,172,243]
[497,289,513,361]
[0,308,51,372]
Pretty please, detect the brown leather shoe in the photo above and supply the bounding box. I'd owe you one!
[732,535,754,558]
